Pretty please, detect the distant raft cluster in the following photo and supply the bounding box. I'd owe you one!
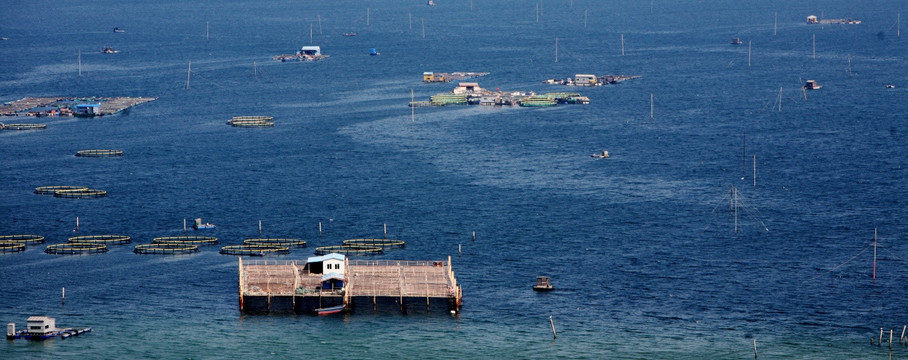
[219,238,307,256]
[35,186,107,199]
[227,116,274,127]
[313,238,405,256]
[43,235,131,255]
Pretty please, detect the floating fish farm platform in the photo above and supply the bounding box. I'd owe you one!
[0,97,156,117]
[238,256,462,314]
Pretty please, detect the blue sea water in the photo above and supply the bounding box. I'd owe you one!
[1,0,907,358]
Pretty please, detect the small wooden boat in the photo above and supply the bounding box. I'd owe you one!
[591,150,610,159]
[803,80,822,90]
[533,276,553,291]
[193,218,215,230]
[113,27,125,33]
[886,84,895,89]
[342,32,357,37]
[101,47,119,54]
[731,38,743,45]
[315,305,345,315]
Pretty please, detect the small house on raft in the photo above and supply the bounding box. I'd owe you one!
[238,254,462,315]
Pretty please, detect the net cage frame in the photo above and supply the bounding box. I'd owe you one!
[152,236,219,245]
[342,238,405,248]
[220,244,291,256]
[68,235,131,245]
[0,235,45,244]
[34,186,88,195]
[45,242,109,254]
[0,243,26,253]
[243,238,307,248]
[53,189,107,198]
[314,245,383,256]
[76,149,124,157]
[134,243,200,255]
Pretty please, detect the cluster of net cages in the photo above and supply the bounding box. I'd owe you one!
[34,185,107,198]
[219,245,290,256]
[314,245,383,256]
[45,243,109,255]
[134,243,199,255]
[244,238,307,248]
[0,123,46,130]
[75,149,124,157]
[0,235,45,253]
[227,116,274,127]
[69,235,131,245]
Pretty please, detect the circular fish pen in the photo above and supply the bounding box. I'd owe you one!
[76,149,124,157]
[0,243,26,253]
[45,243,109,255]
[227,116,274,127]
[54,189,107,198]
[1,123,47,130]
[134,243,200,255]
[34,186,88,195]
[0,234,45,244]
[152,236,219,245]
[220,245,290,256]
[314,245,383,256]
[243,238,307,248]
[342,238,405,249]
[68,235,131,245]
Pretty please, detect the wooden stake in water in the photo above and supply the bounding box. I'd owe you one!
[411,89,415,122]
[650,93,654,120]
[78,49,82,77]
[62,287,65,304]
[536,3,539,24]
[367,8,370,26]
[554,37,558,62]
[318,221,322,236]
[873,228,877,280]
[317,15,322,34]
[310,24,313,44]
[186,60,191,89]
[812,33,816,59]
[549,316,557,339]
[753,338,757,359]
[76,216,80,231]
[254,61,257,81]
[184,218,187,232]
[879,328,883,347]
[422,18,425,39]
[409,13,412,30]
[584,10,588,28]
[621,34,625,55]
[206,21,209,41]
[458,243,462,257]
[258,220,262,234]
[383,223,387,238]
[773,12,777,36]
[748,41,751,67]
[777,87,782,112]
[753,155,756,189]
[472,231,476,241]
[733,186,738,234]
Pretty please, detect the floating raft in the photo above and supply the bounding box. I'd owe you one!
[76,149,123,157]
[0,234,45,244]
[0,123,46,130]
[0,97,156,117]
[134,243,200,255]
[152,236,218,245]
[314,245,383,256]
[68,235,131,245]
[45,243,109,255]
[220,245,290,256]
[34,186,88,195]
[53,189,107,198]
[244,238,307,248]
[423,71,490,83]
[227,116,274,127]
[342,238,405,248]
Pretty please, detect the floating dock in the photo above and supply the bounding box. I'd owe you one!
[0,97,156,117]
[238,256,462,314]
[412,82,589,107]
[806,15,861,24]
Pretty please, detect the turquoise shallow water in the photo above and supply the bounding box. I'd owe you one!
[2,0,907,358]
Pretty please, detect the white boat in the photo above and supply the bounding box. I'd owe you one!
[591,150,610,159]
[803,80,822,90]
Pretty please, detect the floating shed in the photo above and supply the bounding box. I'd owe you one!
[238,255,462,314]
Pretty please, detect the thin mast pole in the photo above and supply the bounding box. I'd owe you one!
[186,60,191,89]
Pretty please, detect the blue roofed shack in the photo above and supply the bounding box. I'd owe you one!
[74,103,101,117]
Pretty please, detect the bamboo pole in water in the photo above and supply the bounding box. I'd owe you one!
[549,316,557,339]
